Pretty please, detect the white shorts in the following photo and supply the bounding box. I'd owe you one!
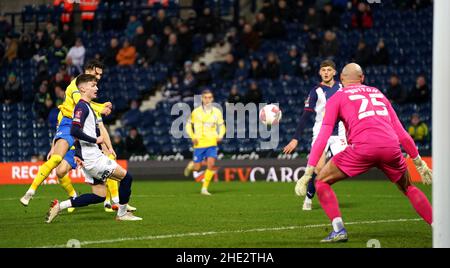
[81,155,118,184]
[312,135,348,158]
[325,136,348,158]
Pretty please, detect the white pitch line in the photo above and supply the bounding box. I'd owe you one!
[37,218,422,248]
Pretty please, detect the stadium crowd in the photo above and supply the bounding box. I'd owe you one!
[0,0,433,160]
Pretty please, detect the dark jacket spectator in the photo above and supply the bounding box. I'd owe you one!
[162,34,183,66]
[253,13,271,38]
[126,128,147,156]
[353,40,372,68]
[266,16,287,39]
[220,54,237,80]
[249,58,265,79]
[48,37,68,64]
[153,9,171,36]
[282,46,300,77]
[321,3,340,30]
[18,34,36,60]
[112,134,127,159]
[264,52,281,79]
[33,83,53,121]
[195,62,212,88]
[227,85,243,104]
[3,73,22,104]
[235,59,249,81]
[299,54,314,80]
[275,0,292,22]
[60,24,76,47]
[132,26,148,55]
[305,31,320,57]
[240,24,260,53]
[103,37,120,66]
[196,7,216,35]
[142,37,159,66]
[408,75,431,104]
[386,75,407,104]
[304,7,321,32]
[373,39,390,65]
[245,81,263,104]
[260,0,276,20]
[319,31,339,59]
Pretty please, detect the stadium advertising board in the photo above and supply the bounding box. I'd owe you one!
[0,161,128,185]
[0,158,430,185]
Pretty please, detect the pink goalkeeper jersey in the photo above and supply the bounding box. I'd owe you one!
[308,84,419,166]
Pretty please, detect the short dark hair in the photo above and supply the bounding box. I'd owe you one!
[320,60,336,70]
[76,74,97,88]
[201,89,213,95]
[84,59,104,71]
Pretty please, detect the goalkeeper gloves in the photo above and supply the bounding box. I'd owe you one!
[295,166,315,196]
[413,156,432,185]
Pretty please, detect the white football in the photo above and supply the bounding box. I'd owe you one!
[259,104,282,126]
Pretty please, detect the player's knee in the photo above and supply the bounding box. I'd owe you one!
[48,155,63,167]
[56,169,66,179]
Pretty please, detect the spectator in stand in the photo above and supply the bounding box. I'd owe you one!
[33,82,54,122]
[240,24,260,53]
[0,14,12,40]
[103,37,120,66]
[293,0,307,24]
[3,35,18,65]
[227,84,243,104]
[305,31,320,57]
[2,73,22,104]
[319,30,339,59]
[154,9,171,36]
[353,39,372,68]
[49,72,69,97]
[164,74,182,100]
[162,33,183,66]
[386,74,407,104]
[140,37,159,66]
[125,15,142,40]
[66,38,86,75]
[321,3,340,30]
[264,52,281,79]
[126,127,147,156]
[220,53,237,80]
[143,15,154,36]
[245,81,263,104]
[116,39,137,66]
[304,7,321,32]
[267,16,287,39]
[48,37,68,65]
[373,38,390,65]
[407,113,429,145]
[122,100,141,128]
[408,75,431,104]
[195,62,212,88]
[235,59,249,81]
[196,7,216,42]
[249,58,265,80]
[299,53,313,80]
[112,133,126,159]
[282,45,300,79]
[352,2,374,30]
[34,29,50,52]
[182,72,196,101]
[275,0,292,22]
[177,23,193,60]
[60,24,75,47]
[132,26,148,56]
[253,12,270,38]
[17,33,35,60]
[260,0,276,20]
[53,84,65,107]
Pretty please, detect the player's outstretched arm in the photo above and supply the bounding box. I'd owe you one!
[72,90,112,116]
[285,110,315,154]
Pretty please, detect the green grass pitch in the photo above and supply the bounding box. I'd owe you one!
[0,180,431,248]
